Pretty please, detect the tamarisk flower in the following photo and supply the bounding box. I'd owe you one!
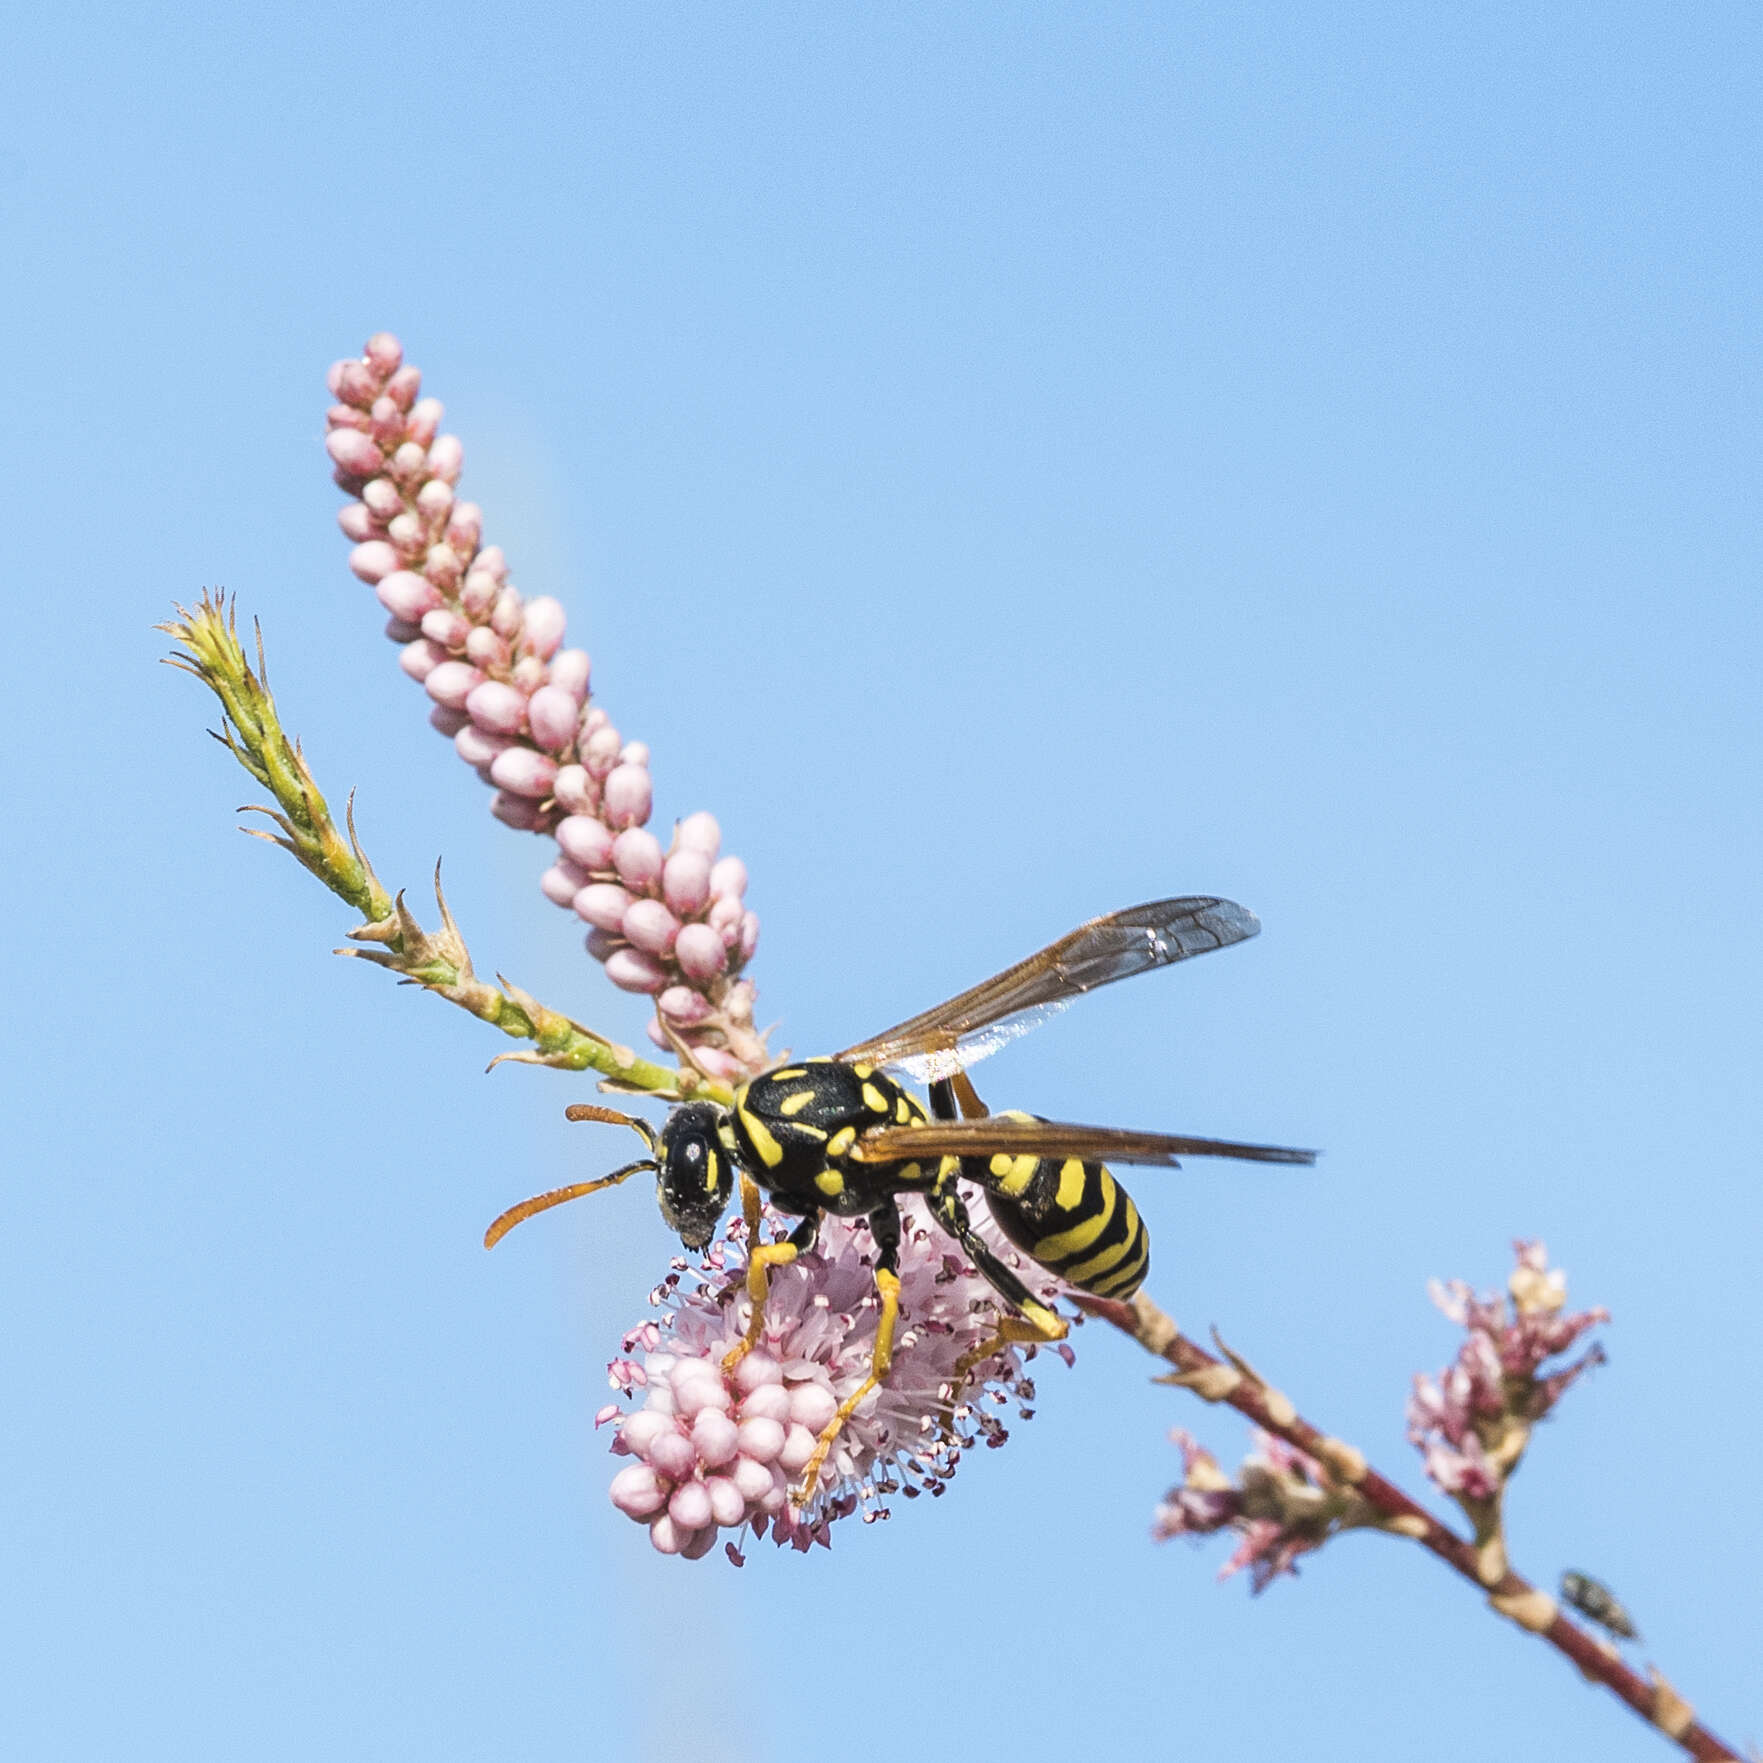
[1152,1429,1378,1591]
[601,1195,1076,1559]
[324,333,764,1080]
[1407,1239,1607,1512]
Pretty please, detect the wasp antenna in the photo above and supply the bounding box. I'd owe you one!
[484,1160,657,1249]
[564,1102,660,1152]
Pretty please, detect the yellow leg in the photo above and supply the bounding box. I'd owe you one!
[950,1304,1068,1387]
[722,1177,802,1376]
[793,1266,901,1506]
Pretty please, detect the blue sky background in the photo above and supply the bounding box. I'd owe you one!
[3,5,1758,1759]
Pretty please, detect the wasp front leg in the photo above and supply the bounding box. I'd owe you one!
[793,1198,904,1506]
[926,1177,1069,1385]
[723,1177,820,1377]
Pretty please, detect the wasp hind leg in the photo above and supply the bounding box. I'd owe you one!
[793,1198,904,1507]
[927,1177,1069,1385]
[723,1178,819,1377]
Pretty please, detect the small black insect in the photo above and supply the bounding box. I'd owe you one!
[1561,1570,1640,1641]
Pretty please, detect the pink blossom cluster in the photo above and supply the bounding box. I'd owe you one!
[600,1196,1075,1560]
[324,333,764,1077]
[1152,1428,1342,1592]
[1406,1239,1608,1501]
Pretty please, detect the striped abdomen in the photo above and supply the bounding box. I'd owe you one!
[973,1113,1150,1301]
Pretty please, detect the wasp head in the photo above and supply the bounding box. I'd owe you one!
[655,1102,735,1250]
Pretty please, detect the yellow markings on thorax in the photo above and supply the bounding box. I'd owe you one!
[777,1089,817,1117]
[814,1169,846,1198]
[768,1067,808,1083]
[861,1082,890,1114]
[826,1125,858,1158]
[848,1062,875,1080]
[988,1152,1041,1196]
[738,1105,786,1169]
[1034,1176,1116,1260]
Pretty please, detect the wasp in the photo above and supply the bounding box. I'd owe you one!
[1560,1570,1640,1642]
[488,896,1315,1499]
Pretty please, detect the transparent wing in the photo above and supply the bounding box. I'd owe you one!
[849,1116,1317,1168]
[836,896,1261,1081]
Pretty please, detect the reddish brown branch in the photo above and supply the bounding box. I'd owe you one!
[1076,1290,1738,1763]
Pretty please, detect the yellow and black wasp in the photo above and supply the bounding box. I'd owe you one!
[488,896,1315,1497]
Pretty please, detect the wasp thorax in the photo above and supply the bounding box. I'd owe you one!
[656,1102,735,1249]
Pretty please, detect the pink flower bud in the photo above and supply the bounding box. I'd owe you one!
[735,1417,785,1463]
[734,1352,781,1394]
[475,544,508,582]
[338,503,378,542]
[364,332,403,376]
[674,923,728,982]
[609,1463,666,1519]
[327,402,370,432]
[690,1046,746,1083]
[384,617,421,644]
[511,656,547,694]
[645,1019,672,1051]
[376,570,442,622]
[556,814,614,871]
[575,882,632,931]
[553,767,595,817]
[446,502,482,555]
[667,1481,713,1531]
[549,648,591,702]
[787,1383,838,1432]
[465,625,511,672]
[676,812,721,859]
[620,741,651,769]
[386,512,426,557]
[426,434,463,483]
[648,1429,697,1482]
[491,791,545,831]
[620,1410,672,1455]
[348,539,399,583]
[738,1384,791,1424]
[428,706,470,737]
[465,679,526,736]
[778,1424,817,1475]
[612,827,664,892]
[416,478,453,522]
[490,748,557,799]
[603,764,653,831]
[739,912,760,962]
[582,707,609,733]
[623,899,681,955]
[602,948,663,993]
[584,928,622,963]
[423,659,483,709]
[730,1455,775,1504]
[540,862,589,907]
[407,397,442,447]
[399,639,445,682]
[710,856,748,901]
[646,1514,685,1554]
[704,1475,745,1527]
[326,358,348,397]
[328,429,387,480]
[662,850,713,917]
[455,725,514,768]
[525,684,578,753]
[420,607,470,650]
[582,725,623,781]
[384,362,421,409]
[460,568,497,618]
[369,396,405,447]
[491,587,524,640]
[362,476,402,519]
[389,441,427,485]
[657,986,713,1025]
[521,595,566,660]
[708,896,744,942]
[334,359,379,407]
[691,1410,740,1466]
[422,542,464,591]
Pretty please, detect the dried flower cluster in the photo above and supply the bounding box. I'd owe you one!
[600,1196,1075,1558]
[324,334,764,1078]
[1407,1239,1607,1509]
[1152,1428,1375,1590]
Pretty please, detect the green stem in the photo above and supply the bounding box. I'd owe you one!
[161,594,705,1100]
